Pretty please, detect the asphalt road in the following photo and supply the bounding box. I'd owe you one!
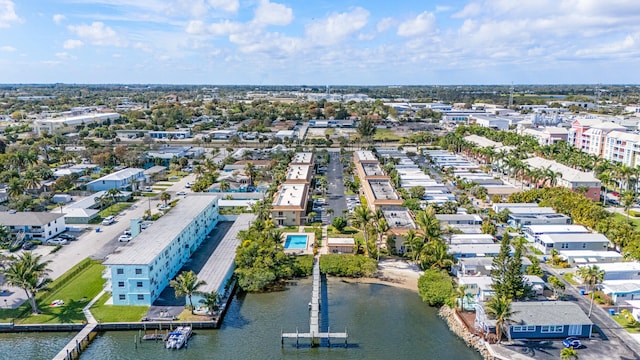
[324,151,348,223]
[542,263,640,359]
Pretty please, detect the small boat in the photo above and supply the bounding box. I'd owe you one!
[165,326,192,349]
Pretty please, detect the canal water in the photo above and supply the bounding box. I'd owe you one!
[5,278,481,359]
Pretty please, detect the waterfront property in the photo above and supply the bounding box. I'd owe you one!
[282,232,314,254]
[535,233,611,254]
[85,168,146,192]
[103,194,219,305]
[0,211,66,242]
[460,275,544,302]
[271,183,309,226]
[476,301,593,340]
[192,214,256,307]
[452,256,531,278]
[448,243,508,259]
[327,238,355,254]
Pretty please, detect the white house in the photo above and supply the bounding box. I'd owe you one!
[0,211,66,242]
[535,233,610,254]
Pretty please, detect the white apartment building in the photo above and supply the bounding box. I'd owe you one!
[603,131,640,167]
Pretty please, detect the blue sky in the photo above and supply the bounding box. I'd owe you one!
[2,0,640,85]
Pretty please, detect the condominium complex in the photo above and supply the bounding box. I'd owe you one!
[103,194,219,305]
[271,152,314,226]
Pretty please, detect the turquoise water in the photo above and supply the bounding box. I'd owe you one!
[284,235,308,249]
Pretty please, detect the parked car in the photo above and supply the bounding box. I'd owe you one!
[21,241,38,250]
[58,234,76,241]
[143,186,153,192]
[176,191,187,196]
[123,230,131,237]
[185,182,193,188]
[141,222,151,230]
[159,204,171,211]
[562,337,582,349]
[118,235,132,242]
[45,238,69,246]
[102,216,115,225]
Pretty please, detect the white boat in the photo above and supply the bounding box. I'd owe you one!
[165,326,192,349]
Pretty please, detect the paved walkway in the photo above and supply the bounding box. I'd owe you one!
[82,289,104,324]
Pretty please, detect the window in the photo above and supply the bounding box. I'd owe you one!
[541,325,563,333]
[118,281,124,287]
[135,268,142,275]
[137,295,144,300]
[119,294,126,300]
[137,282,143,287]
[512,326,535,332]
[116,268,124,275]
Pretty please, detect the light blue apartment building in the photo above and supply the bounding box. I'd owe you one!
[104,194,219,305]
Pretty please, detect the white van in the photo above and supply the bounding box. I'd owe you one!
[102,216,115,225]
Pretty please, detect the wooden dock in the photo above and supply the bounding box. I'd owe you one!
[281,256,348,347]
[52,323,98,360]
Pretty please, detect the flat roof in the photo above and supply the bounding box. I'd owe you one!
[354,150,377,162]
[327,237,355,245]
[539,233,611,244]
[368,179,399,200]
[510,213,570,220]
[588,262,640,272]
[286,164,312,182]
[272,183,308,208]
[0,211,65,226]
[524,224,589,233]
[87,167,144,184]
[382,208,415,229]
[362,163,385,177]
[559,250,622,258]
[450,234,495,244]
[436,214,482,221]
[104,194,219,265]
[448,243,505,255]
[198,214,256,294]
[291,152,313,164]
[508,301,593,326]
[507,207,557,215]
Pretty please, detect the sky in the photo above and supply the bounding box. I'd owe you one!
[2,0,640,85]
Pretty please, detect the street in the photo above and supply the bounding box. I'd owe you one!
[324,150,348,224]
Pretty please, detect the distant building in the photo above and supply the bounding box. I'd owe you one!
[34,112,120,134]
[523,157,601,201]
[148,129,191,139]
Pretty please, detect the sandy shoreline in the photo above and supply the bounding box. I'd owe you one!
[337,259,423,293]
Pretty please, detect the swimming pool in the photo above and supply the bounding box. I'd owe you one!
[284,235,308,249]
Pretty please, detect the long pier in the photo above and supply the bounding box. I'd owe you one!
[281,255,348,347]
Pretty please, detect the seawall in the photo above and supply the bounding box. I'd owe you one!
[438,305,492,360]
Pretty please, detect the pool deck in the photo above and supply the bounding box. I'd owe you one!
[282,232,315,255]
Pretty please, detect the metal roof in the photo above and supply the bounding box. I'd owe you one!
[0,211,64,226]
[509,301,593,326]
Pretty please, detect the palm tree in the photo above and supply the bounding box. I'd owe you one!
[244,162,257,188]
[199,290,222,315]
[454,285,470,312]
[160,192,171,206]
[598,170,612,206]
[484,295,514,343]
[3,252,52,314]
[7,178,24,199]
[170,270,206,314]
[219,180,230,192]
[560,346,579,360]
[350,206,374,250]
[403,229,423,262]
[621,191,636,221]
[105,188,122,204]
[421,240,455,270]
[414,208,441,242]
[22,170,41,191]
[577,265,605,317]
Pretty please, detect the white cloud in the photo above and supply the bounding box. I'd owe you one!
[452,3,481,18]
[208,20,243,35]
[55,52,77,60]
[53,14,66,25]
[0,0,21,28]
[186,20,206,35]
[397,11,436,37]
[208,0,239,13]
[67,22,126,47]
[63,39,85,49]
[253,0,293,27]
[0,45,15,52]
[376,17,394,33]
[305,7,369,46]
[435,6,452,13]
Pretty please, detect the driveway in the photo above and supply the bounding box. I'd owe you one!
[324,150,348,223]
[541,263,640,359]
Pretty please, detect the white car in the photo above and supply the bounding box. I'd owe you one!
[46,238,69,246]
[118,235,132,242]
[158,204,171,211]
[176,191,187,196]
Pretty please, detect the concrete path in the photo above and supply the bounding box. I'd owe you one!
[82,289,104,324]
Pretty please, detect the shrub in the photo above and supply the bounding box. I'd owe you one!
[319,254,377,278]
[292,255,314,277]
[418,269,454,307]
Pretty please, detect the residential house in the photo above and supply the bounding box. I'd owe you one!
[0,211,66,242]
[85,168,146,192]
[522,157,601,201]
[535,233,610,254]
[602,281,640,305]
[523,224,590,243]
[327,238,355,254]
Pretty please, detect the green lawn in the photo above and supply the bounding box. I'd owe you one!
[0,260,106,324]
[97,202,133,218]
[562,272,580,286]
[612,213,640,229]
[328,226,358,237]
[280,225,299,232]
[90,292,149,323]
[612,314,640,333]
[141,192,158,197]
[373,128,402,141]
